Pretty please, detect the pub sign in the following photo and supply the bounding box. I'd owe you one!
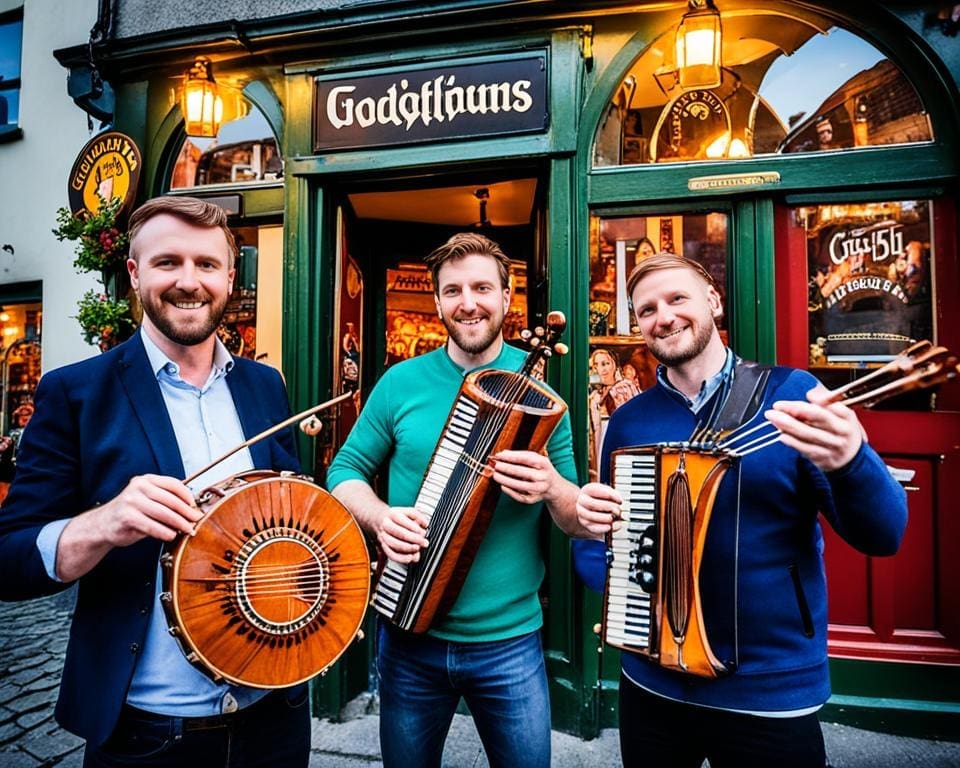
[314,54,548,153]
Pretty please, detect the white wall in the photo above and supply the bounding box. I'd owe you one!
[0,0,103,373]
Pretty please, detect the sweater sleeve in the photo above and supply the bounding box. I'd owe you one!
[813,442,907,556]
[326,370,396,491]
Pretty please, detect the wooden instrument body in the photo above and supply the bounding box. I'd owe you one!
[373,368,566,633]
[604,446,733,678]
[161,470,370,688]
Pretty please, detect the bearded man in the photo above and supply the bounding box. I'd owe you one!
[328,232,585,768]
[0,196,311,767]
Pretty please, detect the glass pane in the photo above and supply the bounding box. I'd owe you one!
[215,225,284,369]
[587,212,728,478]
[593,18,932,166]
[170,99,282,189]
[795,200,934,408]
[0,15,22,126]
[0,85,19,125]
[0,18,22,82]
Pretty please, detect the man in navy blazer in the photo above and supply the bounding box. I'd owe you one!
[0,197,311,766]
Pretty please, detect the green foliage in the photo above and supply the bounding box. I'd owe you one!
[53,194,135,349]
[53,195,130,273]
[74,290,137,351]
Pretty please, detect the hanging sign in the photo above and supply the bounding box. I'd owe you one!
[67,131,141,216]
[314,55,548,152]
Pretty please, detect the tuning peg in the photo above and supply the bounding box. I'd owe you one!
[520,328,533,341]
[529,337,541,347]
[542,349,552,358]
[535,326,546,337]
[592,622,602,636]
[553,342,569,356]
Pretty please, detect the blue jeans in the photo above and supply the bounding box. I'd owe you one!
[377,622,551,768]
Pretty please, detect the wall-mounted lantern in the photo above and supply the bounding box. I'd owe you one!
[181,57,222,138]
[675,0,723,90]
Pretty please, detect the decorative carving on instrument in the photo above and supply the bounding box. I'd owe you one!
[372,312,569,633]
[603,340,958,677]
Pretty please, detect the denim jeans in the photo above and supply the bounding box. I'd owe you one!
[82,685,311,768]
[377,621,551,768]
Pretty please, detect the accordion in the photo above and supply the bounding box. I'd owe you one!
[372,314,569,633]
[603,445,736,678]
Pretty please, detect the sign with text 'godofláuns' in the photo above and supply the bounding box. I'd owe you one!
[314,55,548,153]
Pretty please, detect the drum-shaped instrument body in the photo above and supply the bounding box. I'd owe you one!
[604,445,734,678]
[161,471,370,688]
[372,367,567,633]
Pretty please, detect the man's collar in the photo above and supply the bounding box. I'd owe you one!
[656,348,736,410]
[139,328,234,379]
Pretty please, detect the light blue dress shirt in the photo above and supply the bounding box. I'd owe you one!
[37,331,265,716]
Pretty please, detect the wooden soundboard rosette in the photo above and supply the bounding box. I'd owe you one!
[161,471,370,688]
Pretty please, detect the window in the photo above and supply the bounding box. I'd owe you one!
[790,199,934,408]
[0,8,23,141]
[170,99,283,189]
[586,211,729,478]
[593,18,932,166]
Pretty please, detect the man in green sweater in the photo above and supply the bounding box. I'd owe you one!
[327,232,583,768]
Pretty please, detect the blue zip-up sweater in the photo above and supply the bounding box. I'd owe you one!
[573,365,907,712]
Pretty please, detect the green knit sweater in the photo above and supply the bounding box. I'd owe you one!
[327,342,577,642]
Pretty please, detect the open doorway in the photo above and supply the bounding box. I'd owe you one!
[326,172,547,459]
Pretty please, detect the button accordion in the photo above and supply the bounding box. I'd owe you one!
[603,445,735,678]
[372,312,569,633]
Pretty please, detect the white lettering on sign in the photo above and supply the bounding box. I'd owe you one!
[828,223,904,266]
[326,75,534,132]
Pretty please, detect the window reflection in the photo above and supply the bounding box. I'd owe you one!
[170,101,283,189]
[594,17,932,166]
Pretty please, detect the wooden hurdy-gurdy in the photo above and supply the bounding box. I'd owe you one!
[372,313,569,633]
[604,445,734,678]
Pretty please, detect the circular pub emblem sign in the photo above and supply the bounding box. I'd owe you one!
[67,131,142,216]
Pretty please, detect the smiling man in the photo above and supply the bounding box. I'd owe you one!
[0,197,310,767]
[328,232,584,768]
[574,252,907,768]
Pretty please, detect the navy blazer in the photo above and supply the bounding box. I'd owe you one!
[0,331,301,746]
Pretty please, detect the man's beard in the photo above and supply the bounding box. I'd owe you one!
[443,311,503,356]
[140,288,228,347]
[646,321,714,367]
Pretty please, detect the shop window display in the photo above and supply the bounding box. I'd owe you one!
[587,212,728,478]
[593,20,932,167]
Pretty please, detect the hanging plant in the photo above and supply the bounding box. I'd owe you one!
[74,290,138,352]
[53,194,135,351]
[54,195,130,274]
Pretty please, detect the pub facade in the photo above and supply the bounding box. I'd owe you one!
[53,0,960,738]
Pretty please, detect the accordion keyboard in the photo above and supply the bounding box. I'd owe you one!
[372,394,480,627]
[605,452,657,651]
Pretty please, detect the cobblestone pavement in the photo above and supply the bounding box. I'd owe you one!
[0,590,82,768]
[2,591,959,767]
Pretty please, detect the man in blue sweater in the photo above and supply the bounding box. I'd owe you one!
[575,253,907,768]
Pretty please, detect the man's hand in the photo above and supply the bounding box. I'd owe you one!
[56,474,202,582]
[375,506,429,564]
[765,384,865,471]
[491,449,563,505]
[576,482,623,539]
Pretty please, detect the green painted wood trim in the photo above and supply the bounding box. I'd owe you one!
[242,79,284,148]
[587,143,957,206]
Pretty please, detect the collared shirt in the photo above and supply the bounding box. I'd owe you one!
[656,347,736,413]
[37,331,262,716]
